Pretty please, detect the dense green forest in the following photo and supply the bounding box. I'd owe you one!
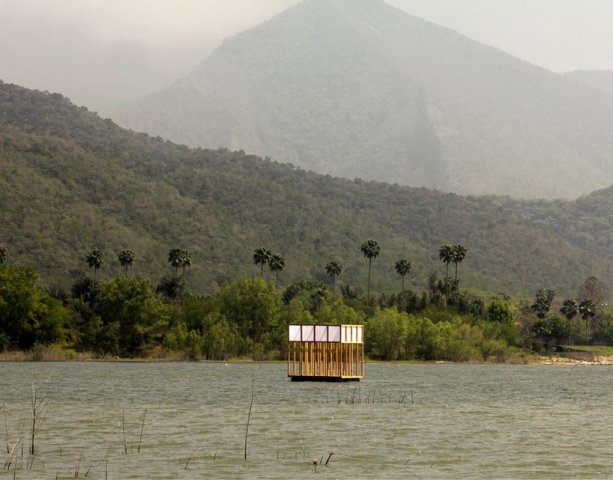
[2,81,613,299]
[3,81,613,360]
[2,251,612,360]
[500,189,613,269]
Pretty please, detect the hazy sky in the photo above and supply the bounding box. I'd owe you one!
[1,0,612,114]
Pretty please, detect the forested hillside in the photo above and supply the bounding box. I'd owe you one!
[115,0,613,199]
[1,81,612,296]
[502,187,613,277]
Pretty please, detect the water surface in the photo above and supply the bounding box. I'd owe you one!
[1,363,612,479]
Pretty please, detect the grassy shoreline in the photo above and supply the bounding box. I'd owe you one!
[3,345,612,365]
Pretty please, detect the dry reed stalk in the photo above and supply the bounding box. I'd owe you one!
[122,409,127,454]
[29,383,48,457]
[74,453,82,477]
[0,351,29,361]
[4,438,21,470]
[184,446,200,470]
[3,409,9,455]
[244,379,255,460]
[30,384,36,456]
[137,409,147,453]
[82,447,109,477]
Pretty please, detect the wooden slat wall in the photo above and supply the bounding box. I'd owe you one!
[288,340,364,379]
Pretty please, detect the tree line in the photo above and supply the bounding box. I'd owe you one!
[1,241,612,360]
[252,240,467,301]
[527,277,607,351]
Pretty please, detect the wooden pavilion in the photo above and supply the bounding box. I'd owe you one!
[287,324,364,381]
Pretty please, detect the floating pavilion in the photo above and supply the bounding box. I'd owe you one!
[287,324,364,382]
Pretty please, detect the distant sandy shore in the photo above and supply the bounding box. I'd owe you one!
[538,355,613,365]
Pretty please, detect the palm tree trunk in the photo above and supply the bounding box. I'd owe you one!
[454,262,458,282]
[275,271,279,289]
[367,258,372,301]
[260,263,264,278]
[332,275,336,300]
[445,263,449,296]
[401,274,405,291]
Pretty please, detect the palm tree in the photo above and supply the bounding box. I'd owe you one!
[268,253,285,288]
[325,259,343,299]
[439,244,454,295]
[180,250,192,277]
[395,259,411,291]
[86,248,104,283]
[0,246,7,264]
[168,248,183,276]
[579,299,596,342]
[118,249,136,277]
[451,244,467,284]
[560,299,578,321]
[531,288,555,319]
[360,239,380,300]
[253,247,272,277]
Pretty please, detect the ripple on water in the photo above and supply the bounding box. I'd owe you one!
[1,363,613,479]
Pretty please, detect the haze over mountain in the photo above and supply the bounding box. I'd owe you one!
[3,80,613,297]
[564,70,613,96]
[115,0,613,200]
[5,0,613,116]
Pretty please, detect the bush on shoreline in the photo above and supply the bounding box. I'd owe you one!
[2,263,612,362]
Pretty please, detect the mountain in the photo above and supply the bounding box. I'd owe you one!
[114,0,613,200]
[2,80,613,297]
[564,70,613,96]
[501,185,613,267]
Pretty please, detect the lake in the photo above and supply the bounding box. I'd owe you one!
[0,362,612,479]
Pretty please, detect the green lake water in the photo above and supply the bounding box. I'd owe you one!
[1,362,612,479]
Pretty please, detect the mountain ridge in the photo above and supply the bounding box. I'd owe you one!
[564,70,613,96]
[114,0,613,200]
[3,80,613,297]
